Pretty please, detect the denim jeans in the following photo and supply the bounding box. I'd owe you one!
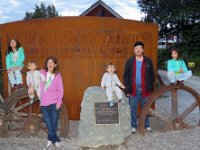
[129,89,150,128]
[41,104,60,144]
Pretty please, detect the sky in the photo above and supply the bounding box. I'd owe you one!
[0,0,144,24]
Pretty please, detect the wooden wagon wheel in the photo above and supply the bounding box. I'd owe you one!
[0,88,69,138]
[138,84,200,136]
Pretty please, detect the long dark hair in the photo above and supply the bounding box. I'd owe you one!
[6,38,21,55]
[170,47,182,60]
[44,56,59,74]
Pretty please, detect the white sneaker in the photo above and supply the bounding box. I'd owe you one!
[146,127,152,132]
[132,128,136,133]
[43,140,52,150]
[55,141,61,148]
[109,102,114,107]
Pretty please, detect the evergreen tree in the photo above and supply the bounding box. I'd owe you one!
[24,2,59,20]
[137,0,200,53]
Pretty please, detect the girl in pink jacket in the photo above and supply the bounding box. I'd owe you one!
[40,56,64,149]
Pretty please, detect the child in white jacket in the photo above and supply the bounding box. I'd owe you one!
[101,63,125,107]
[26,61,45,102]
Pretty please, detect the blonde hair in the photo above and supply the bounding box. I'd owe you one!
[106,62,117,72]
[107,62,115,68]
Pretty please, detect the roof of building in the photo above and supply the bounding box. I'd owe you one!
[80,0,123,18]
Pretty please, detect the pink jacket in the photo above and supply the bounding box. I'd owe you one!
[40,70,64,107]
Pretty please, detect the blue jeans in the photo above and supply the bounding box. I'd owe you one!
[129,93,150,128]
[41,104,60,144]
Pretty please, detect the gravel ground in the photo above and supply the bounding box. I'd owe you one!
[1,121,200,150]
[0,71,200,150]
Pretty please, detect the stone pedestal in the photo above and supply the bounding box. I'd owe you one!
[78,86,131,148]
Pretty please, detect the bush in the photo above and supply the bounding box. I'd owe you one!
[157,48,170,70]
[187,56,200,76]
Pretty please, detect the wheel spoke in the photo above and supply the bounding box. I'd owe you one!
[149,108,171,124]
[15,100,32,112]
[16,130,25,137]
[36,106,41,117]
[17,100,29,116]
[179,101,198,119]
[0,94,4,103]
[10,110,26,121]
[9,127,24,131]
[11,102,17,110]
[16,112,29,117]
[10,118,24,122]
[171,88,178,116]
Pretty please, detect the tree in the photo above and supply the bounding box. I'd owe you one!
[24,2,59,20]
[137,0,200,63]
[137,0,200,43]
[47,5,58,17]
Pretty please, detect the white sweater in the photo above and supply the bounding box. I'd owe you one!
[101,72,122,88]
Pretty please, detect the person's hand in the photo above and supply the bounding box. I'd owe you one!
[126,94,130,97]
[56,104,61,110]
[179,68,183,73]
[121,85,126,89]
[29,87,34,95]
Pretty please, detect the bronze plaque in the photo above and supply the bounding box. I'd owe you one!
[95,102,119,124]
